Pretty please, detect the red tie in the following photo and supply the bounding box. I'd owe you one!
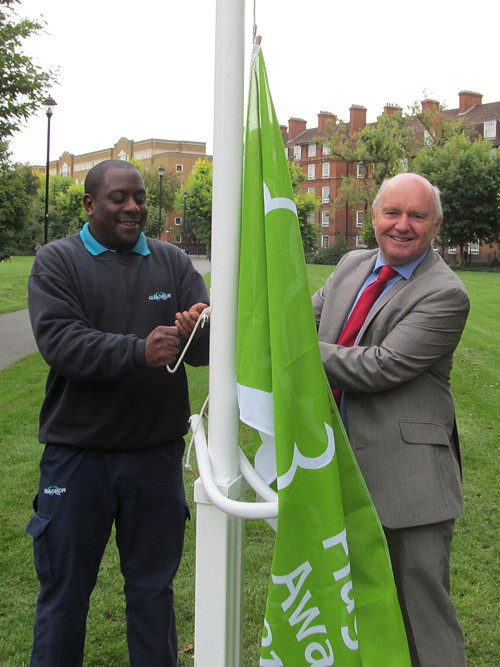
[332,265,397,405]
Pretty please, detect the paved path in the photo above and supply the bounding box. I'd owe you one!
[0,309,38,371]
[0,257,211,372]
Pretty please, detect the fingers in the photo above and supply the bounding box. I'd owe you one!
[145,326,181,367]
[175,303,209,339]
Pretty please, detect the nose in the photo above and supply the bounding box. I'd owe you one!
[123,195,140,212]
[395,213,411,231]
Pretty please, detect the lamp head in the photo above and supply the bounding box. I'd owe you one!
[44,96,57,117]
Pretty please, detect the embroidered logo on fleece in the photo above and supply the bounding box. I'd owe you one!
[44,485,66,496]
[148,292,172,301]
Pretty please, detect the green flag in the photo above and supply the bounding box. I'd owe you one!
[237,44,411,666]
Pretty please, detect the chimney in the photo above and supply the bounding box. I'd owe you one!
[384,103,402,116]
[288,117,307,141]
[280,124,288,143]
[459,90,482,114]
[317,111,336,133]
[421,99,440,114]
[349,105,367,135]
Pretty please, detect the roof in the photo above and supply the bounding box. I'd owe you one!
[283,100,500,149]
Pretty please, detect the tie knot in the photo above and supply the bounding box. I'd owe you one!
[377,265,397,283]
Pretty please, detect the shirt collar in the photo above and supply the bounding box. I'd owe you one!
[374,249,429,280]
[80,222,150,256]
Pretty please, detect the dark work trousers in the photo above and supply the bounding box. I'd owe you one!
[26,440,188,667]
[384,521,466,667]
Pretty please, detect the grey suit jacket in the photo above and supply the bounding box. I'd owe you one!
[313,248,470,529]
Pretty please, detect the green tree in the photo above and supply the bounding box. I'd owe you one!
[289,161,320,252]
[140,166,181,238]
[40,175,85,240]
[0,0,56,155]
[413,134,500,264]
[0,162,39,252]
[409,101,472,149]
[324,110,414,244]
[53,181,86,235]
[16,175,87,247]
[175,158,213,249]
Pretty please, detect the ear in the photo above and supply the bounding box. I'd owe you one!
[434,216,443,235]
[83,194,94,216]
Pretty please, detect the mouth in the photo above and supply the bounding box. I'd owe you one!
[118,220,141,227]
[389,235,414,243]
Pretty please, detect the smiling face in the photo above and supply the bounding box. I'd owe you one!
[84,168,148,253]
[372,174,442,266]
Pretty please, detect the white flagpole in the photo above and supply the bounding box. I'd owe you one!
[193,0,246,664]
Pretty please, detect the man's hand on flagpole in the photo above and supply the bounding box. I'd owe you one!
[175,303,210,340]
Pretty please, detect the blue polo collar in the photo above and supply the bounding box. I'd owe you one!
[80,222,150,256]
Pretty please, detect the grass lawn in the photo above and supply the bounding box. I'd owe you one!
[0,259,498,665]
[0,256,34,314]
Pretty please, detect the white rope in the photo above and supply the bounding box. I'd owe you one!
[184,394,209,476]
[166,301,212,374]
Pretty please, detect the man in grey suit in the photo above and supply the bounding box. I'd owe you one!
[313,173,469,666]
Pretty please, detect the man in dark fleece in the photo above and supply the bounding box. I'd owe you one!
[26,159,209,667]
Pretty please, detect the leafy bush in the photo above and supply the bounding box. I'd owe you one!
[308,241,353,265]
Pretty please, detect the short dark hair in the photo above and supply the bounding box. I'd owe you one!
[84,160,139,198]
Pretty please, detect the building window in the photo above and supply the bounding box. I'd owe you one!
[322,162,330,178]
[322,144,330,156]
[484,121,496,139]
[307,187,315,195]
[468,241,480,255]
[134,149,152,160]
[176,164,183,172]
[355,235,365,247]
[174,234,181,243]
[424,130,433,146]
[118,151,127,161]
[294,145,301,160]
[321,235,329,248]
[175,217,182,226]
[356,210,364,227]
[308,164,315,180]
[356,162,364,178]
[322,187,330,203]
[308,143,317,157]
[61,163,69,177]
[447,247,457,255]
[321,211,330,227]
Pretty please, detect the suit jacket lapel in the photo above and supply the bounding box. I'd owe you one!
[358,249,438,339]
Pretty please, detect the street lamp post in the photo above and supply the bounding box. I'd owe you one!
[183,191,188,245]
[43,96,57,245]
[157,165,165,239]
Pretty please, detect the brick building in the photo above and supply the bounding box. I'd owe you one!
[43,136,207,185]
[282,91,500,263]
[36,136,209,251]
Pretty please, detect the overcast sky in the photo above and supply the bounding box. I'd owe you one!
[8,0,499,166]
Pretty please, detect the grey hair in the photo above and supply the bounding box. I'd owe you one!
[372,173,442,224]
